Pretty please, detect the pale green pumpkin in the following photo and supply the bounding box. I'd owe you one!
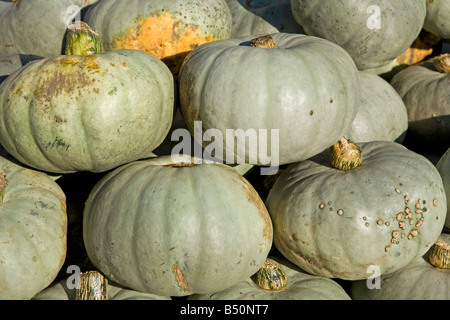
[436,147,450,229]
[0,156,67,300]
[423,0,450,39]
[189,257,351,300]
[83,155,273,297]
[350,233,450,300]
[179,33,360,166]
[0,46,174,174]
[345,71,408,144]
[0,0,99,57]
[290,0,427,70]
[266,139,446,280]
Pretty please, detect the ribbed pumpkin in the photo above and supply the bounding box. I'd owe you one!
[436,147,450,229]
[225,0,303,37]
[0,0,98,57]
[345,71,408,143]
[0,155,67,300]
[350,233,450,300]
[83,0,232,76]
[390,53,450,153]
[83,155,273,297]
[0,23,174,174]
[189,257,351,300]
[290,0,427,70]
[179,33,360,166]
[265,138,447,280]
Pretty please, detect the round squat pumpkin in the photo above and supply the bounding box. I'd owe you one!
[189,257,351,300]
[290,0,427,70]
[390,53,450,153]
[83,0,232,76]
[345,71,408,144]
[0,24,174,174]
[0,155,67,300]
[225,0,303,37]
[82,155,273,297]
[179,33,360,167]
[436,147,450,229]
[423,0,450,40]
[0,0,99,57]
[350,233,450,300]
[265,138,447,280]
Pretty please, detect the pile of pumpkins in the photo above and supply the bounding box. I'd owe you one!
[0,0,449,300]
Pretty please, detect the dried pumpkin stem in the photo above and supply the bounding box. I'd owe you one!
[255,260,287,291]
[249,34,277,49]
[64,21,104,56]
[428,240,450,269]
[433,53,450,73]
[75,271,108,300]
[330,137,362,171]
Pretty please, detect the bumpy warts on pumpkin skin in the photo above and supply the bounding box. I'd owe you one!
[111,12,218,75]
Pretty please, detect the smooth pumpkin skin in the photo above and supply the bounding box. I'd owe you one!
[436,147,450,229]
[84,0,231,76]
[189,257,351,300]
[266,140,446,280]
[32,278,171,300]
[0,156,67,300]
[423,0,450,39]
[225,0,303,37]
[0,49,174,174]
[290,0,427,70]
[0,0,99,57]
[179,33,361,166]
[345,71,408,144]
[390,58,450,152]
[350,233,450,300]
[83,156,273,297]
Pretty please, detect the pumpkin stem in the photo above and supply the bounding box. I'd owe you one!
[75,271,108,300]
[249,34,277,49]
[63,21,104,56]
[330,137,362,171]
[428,240,450,269]
[0,173,8,204]
[255,259,287,291]
[433,53,450,73]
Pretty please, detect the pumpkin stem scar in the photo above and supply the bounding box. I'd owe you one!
[63,21,104,56]
[329,137,362,171]
[428,240,450,269]
[433,53,450,73]
[75,271,108,300]
[255,259,287,291]
[173,265,190,293]
[0,173,8,204]
[249,34,277,49]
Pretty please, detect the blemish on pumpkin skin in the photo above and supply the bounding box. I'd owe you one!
[111,12,219,75]
[173,265,190,293]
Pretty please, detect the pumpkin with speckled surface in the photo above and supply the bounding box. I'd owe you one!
[0,0,99,57]
[390,53,450,153]
[179,33,361,166]
[82,155,273,297]
[84,0,232,76]
[0,156,67,300]
[345,71,408,143]
[0,49,174,174]
[350,233,450,300]
[290,0,427,70]
[436,147,450,229]
[225,0,303,37]
[265,140,446,280]
[189,257,351,300]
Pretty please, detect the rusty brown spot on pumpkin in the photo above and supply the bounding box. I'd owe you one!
[165,163,196,167]
[111,12,218,75]
[173,265,190,293]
